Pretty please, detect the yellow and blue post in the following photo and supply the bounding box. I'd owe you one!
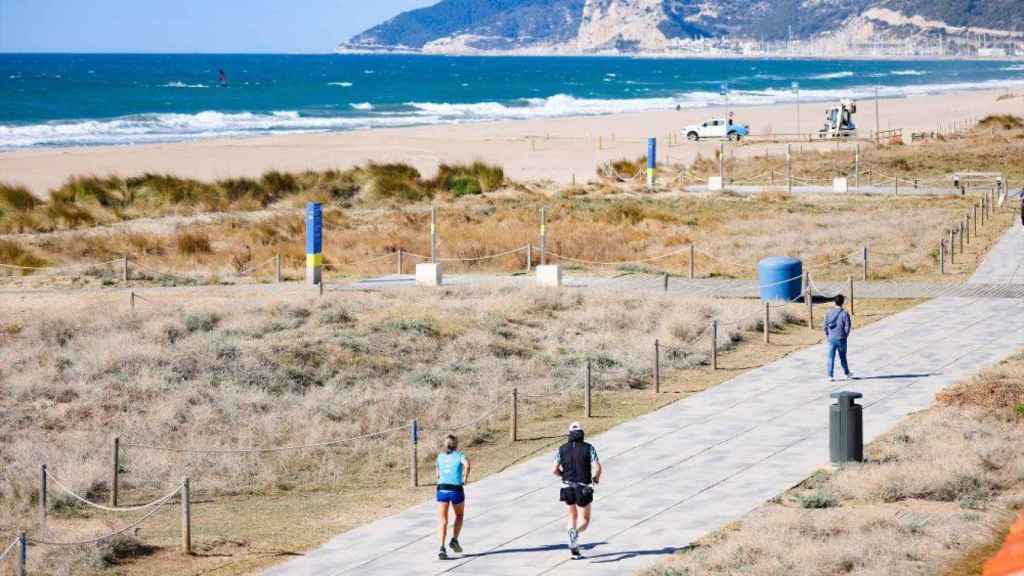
[306,202,322,285]
[647,137,657,189]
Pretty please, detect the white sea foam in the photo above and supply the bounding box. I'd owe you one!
[891,70,927,76]
[328,82,354,87]
[0,110,441,148]
[809,71,855,80]
[162,81,210,89]
[6,77,1024,149]
[1002,65,1024,72]
[349,102,375,111]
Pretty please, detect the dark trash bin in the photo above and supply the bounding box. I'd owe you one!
[830,390,863,465]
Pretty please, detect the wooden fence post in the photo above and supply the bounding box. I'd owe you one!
[689,244,695,279]
[654,340,661,394]
[862,245,868,282]
[973,205,978,236]
[540,207,547,266]
[18,531,26,576]
[122,254,129,282]
[763,301,770,344]
[711,321,718,370]
[806,272,814,329]
[181,478,191,555]
[585,361,592,418]
[663,273,669,292]
[939,239,946,275]
[410,420,418,488]
[431,207,438,264]
[39,465,47,536]
[786,144,792,194]
[130,291,135,314]
[959,220,965,253]
[111,437,119,506]
[526,244,532,272]
[848,276,854,316]
[949,229,956,264]
[510,388,518,443]
[397,249,404,275]
[275,254,282,283]
[319,280,325,297]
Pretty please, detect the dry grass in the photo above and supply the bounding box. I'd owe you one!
[645,351,1024,576]
[678,115,1024,185]
[0,282,911,575]
[3,193,1009,291]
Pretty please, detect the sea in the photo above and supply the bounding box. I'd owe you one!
[1,53,1023,149]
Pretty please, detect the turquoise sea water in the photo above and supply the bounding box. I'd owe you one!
[1,53,1023,148]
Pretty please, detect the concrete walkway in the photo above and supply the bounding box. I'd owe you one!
[265,228,1024,576]
[345,273,1024,300]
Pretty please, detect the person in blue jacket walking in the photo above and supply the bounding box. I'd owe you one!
[436,434,470,560]
[823,294,853,381]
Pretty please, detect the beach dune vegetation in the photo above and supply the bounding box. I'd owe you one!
[0,161,506,234]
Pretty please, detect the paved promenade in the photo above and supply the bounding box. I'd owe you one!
[267,227,1024,576]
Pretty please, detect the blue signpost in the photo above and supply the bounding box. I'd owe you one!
[306,203,322,285]
[647,137,656,189]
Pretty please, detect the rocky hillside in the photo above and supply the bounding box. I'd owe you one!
[343,0,1024,54]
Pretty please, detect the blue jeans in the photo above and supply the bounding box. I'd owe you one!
[827,339,850,378]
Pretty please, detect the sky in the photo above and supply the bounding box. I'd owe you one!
[0,0,437,53]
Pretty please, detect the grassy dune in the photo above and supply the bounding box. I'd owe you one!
[644,351,1024,576]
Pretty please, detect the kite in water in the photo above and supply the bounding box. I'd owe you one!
[218,69,228,87]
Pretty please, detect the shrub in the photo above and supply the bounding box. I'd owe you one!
[0,182,39,211]
[0,239,49,273]
[435,162,503,193]
[219,177,269,204]
[370,174,429,202]
[184,311,220,333]
[261,170,299,196]
[175,231,212,255]
[1016,403,1024,417]
[450,177,482,198]
[793,487,837,509]
[978,114,1024,131]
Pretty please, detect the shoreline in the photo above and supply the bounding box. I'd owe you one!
[1,87,1021,196]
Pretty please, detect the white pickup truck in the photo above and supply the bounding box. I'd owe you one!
[682,118,750,142]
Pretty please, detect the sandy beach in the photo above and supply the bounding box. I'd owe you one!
[2,88,1021,196]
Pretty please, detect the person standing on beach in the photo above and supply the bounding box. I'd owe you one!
[436,434,470,560]
[824,295,853,381]
[553,422,602,559]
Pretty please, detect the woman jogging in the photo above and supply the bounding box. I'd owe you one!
[436,434,470,560]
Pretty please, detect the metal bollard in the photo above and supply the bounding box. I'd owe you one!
[829,391,864,465]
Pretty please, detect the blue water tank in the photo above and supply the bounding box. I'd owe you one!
[757,257,802,302]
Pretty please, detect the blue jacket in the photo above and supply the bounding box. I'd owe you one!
[823,307,852,341]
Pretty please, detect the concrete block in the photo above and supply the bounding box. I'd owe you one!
[833,177,849,194]
[536,265,562,287]
[415,263,442,286]
[708,176,724,191]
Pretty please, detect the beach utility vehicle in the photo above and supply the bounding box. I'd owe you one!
[683,118,749,142]
[819,99,857,139]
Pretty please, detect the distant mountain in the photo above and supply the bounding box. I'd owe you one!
[343,0,1024,56]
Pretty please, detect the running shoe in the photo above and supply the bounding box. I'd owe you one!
[449,538,463,554]
[571,546,582,558]
[438,547,448,560]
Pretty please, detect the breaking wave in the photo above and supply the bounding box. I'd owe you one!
[809,71,855,80]
[6,77,1024,149]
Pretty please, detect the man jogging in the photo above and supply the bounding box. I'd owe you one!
[553,422,602,558]
[824,294,853,381]
[436,434,470,560]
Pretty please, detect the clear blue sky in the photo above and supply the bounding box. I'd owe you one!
[0,0,437,53]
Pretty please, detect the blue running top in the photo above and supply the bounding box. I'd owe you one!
[437,451,466,486]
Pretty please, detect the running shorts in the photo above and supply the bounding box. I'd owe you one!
[559,485,594,507]
[436,486,465,504]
